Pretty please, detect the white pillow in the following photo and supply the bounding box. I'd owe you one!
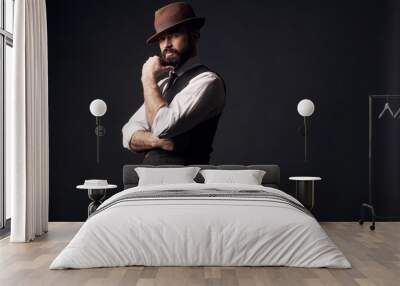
[200,169,266,185]
[135,167,201,186]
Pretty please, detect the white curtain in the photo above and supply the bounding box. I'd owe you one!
[7,0,49,242]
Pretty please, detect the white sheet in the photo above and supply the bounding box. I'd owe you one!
[50,183,351,269]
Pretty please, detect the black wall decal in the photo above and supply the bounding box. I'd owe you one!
[47,0,400,221]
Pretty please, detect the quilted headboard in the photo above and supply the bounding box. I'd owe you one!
[122,164,280,189]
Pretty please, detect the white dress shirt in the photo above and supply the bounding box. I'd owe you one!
[122,56,225,151]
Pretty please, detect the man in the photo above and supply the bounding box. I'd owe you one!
[122,2,226,165]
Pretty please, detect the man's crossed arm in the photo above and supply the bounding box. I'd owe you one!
[122,103,174,152]
[129,130,174,152]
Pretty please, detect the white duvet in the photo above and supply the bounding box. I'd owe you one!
[50,183,351,269]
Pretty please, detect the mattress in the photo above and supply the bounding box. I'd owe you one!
[50,183,351,269]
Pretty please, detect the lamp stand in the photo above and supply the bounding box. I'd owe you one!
[304,117,308,162]
[94,117,106,164]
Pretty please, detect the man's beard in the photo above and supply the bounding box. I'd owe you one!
[161,43,194,69]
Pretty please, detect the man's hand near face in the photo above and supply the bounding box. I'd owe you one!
[141,55,174,82]
[141,56,174,126]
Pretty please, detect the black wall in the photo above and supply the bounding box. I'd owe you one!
[47,0,399,221]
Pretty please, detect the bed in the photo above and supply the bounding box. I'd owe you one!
[50,164,351,269]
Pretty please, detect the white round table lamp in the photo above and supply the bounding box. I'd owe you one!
[89,99,107,163]
[297,99,315,162]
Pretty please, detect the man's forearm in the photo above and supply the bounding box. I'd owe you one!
[130,130,174,152]
[129,130,160,151]
[140,55,173,126]
[141,76,167,126]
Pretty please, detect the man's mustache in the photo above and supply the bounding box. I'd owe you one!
[162,48,179,57]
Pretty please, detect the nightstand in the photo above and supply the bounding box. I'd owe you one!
[289,176,322,210]
[76,181,117,217]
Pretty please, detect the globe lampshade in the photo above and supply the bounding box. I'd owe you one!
[297,99,315,117]
[90,99,107,117]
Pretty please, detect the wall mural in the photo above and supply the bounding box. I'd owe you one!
[47,0,393,221]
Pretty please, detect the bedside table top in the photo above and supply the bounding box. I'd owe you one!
[289,176,322,181]
[76,184,117,190]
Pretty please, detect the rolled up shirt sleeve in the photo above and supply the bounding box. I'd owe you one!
[151,72,226,138]
[121,104,149,151]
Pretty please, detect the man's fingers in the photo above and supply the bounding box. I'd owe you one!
[145,56,159,63]
[160,65,174,72]
[151,55,161,62]
[142,56,174,78]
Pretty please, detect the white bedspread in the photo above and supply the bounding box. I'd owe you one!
[50,183,351,269]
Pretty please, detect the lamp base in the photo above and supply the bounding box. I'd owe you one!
[95,125,106,136]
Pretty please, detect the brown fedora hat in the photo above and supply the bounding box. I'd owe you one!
[146,2,205,44]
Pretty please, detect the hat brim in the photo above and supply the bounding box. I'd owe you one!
[146,17,205,44]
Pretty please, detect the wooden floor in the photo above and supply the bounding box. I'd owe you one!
[0,222,399,286]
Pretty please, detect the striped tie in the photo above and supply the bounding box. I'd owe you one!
[163,71,178,103]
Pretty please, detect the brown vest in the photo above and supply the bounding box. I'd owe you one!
[143,65,226,165]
